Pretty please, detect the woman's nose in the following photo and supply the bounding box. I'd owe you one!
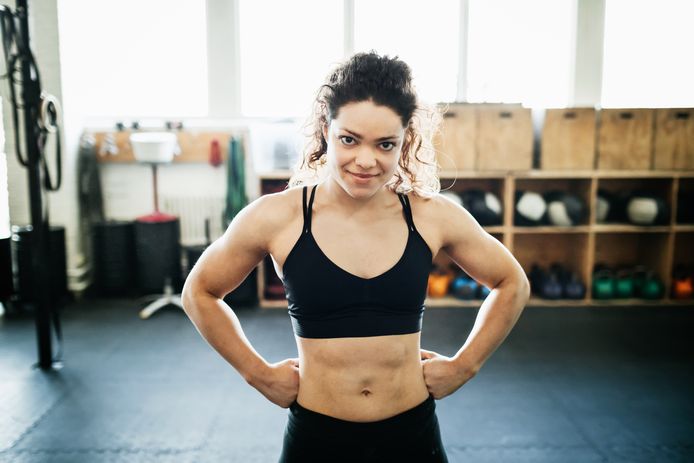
[354,147,377,168]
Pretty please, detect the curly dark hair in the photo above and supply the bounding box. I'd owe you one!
[289,51,441,197]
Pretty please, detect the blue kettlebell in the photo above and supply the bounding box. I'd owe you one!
[452,275,478,300]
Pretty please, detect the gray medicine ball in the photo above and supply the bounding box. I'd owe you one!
[626,193,669,225]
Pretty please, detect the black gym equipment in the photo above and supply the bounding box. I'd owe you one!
[544,191,586,226]
[11,225,68,305]
[0,236,12,306]
[93,220,136,296]
[1,1,64,370]
[460,189,502,226]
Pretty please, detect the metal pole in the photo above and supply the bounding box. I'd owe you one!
[17,0,54,370]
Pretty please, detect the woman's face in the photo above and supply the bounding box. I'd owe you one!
[322,99,405,198]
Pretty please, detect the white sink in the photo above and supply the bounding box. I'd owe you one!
[130,132,180,163]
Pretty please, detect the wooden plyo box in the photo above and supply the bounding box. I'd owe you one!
[541,108,596,170]
[432,103,477,172]
[597,109,654,170]
[476,104,533,171]
[653,108,694,170]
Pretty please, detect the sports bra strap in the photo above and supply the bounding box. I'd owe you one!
[302,184,317,234]
[398,193,417,233]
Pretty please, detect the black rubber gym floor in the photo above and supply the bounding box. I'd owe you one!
[1,299,693,462]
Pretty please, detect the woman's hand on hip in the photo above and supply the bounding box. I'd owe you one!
[247,357,300,408]
[420,348,476,399]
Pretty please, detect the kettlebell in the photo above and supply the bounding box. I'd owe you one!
[592,269,615,299]
[673,276,693,300]
[672,264,693,300]
[428,271,453,298]
[641,271,664,300]
[542,273,564,299]
[615,268,635,299]
[564,272,586,299]
[631,265,649,298]
[528,264,546,296]
[452,275,479,300]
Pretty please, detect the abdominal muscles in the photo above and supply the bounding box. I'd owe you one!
[295,332,430,421]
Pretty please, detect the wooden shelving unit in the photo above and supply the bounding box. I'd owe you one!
[256,170,694,309]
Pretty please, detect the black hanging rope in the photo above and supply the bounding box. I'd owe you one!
[0,2,64,368]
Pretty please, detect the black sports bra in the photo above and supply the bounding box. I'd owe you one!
[281,184,433,339]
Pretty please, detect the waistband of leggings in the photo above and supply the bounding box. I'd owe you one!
[289,394,436,434]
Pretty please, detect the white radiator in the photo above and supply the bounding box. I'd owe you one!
[161,195,225,246]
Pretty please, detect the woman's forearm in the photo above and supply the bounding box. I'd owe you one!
[452,277,530,373]
[182,287,270,384]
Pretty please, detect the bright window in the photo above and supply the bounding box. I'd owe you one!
[602,0,694,108]
[239,0,344,118]
[354,0,460,104]
[58,0,208,117]
[466,0,575,107]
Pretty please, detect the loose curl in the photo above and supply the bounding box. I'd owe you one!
[288,51,443,198]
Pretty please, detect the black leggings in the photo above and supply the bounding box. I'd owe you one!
[278,394,448,462]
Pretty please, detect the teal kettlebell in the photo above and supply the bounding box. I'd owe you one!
[592,269,615,299]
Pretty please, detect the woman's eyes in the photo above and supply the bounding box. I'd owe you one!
[339,136,356,145]
[339,136,395,151]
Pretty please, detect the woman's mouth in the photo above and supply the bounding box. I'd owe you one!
[350,172,376,179]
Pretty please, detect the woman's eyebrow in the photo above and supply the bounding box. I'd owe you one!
[342,128,399,141]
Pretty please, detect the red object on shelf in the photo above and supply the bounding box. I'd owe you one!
[136,211,177,223]
[209,139,222,167]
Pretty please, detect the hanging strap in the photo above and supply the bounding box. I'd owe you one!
[302,184,317,234]
[398,193,417,233]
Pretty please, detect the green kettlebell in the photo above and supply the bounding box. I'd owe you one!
[592,269,615,299]
[641,272,664,300]
[631,265,649,297]
[615,269,635,299]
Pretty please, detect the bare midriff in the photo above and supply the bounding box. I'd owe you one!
[294,331,431,422]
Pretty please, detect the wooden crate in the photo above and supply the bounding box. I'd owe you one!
[653,108,694,170]
[432,103,476,171]
[541,108,596,170]
[476,104,533,171]
[597,109,654,170]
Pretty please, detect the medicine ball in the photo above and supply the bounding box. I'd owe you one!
[461,189,502,226]
[544,191,586,226]
[626,192,669,225]
[515,191,547,226]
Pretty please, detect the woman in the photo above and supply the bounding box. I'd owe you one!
[182,52,530,462]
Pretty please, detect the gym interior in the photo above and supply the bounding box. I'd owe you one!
[1,1,693,462]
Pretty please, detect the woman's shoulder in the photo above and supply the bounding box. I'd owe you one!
[253,184,304,218]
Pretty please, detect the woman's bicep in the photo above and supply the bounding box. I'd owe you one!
[437,196,528,291]
[184,195,275,299]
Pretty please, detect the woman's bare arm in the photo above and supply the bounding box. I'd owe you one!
[432,194,531,374]
[181,192,287,386]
